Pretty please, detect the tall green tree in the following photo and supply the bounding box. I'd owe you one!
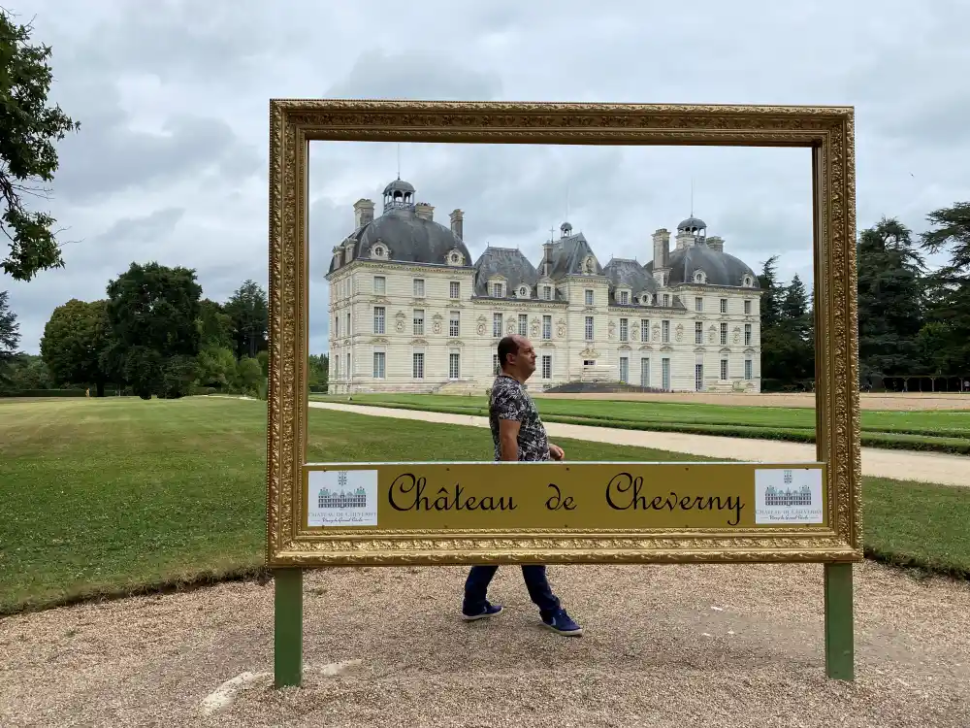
[40,298,110,395]
[224,279,268,359]
[920,202,970,375]
[0,9,81,281]
[0,290,21,383]
[856,218,925,381]
[101,262,203,399]
[757,255,783,330]
[197,298,233,350]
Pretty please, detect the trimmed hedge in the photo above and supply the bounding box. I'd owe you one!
[316,398,970,456]
[0,389,89,397]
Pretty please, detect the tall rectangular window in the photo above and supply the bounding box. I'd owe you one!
[346,353,351,379]
[413,279,425,297]
[662,320,670,343]
[412,352,424,379]
[492,282,503,297]
[720,322,728,345]
[663,294,670,307]
[641,319,650,342]
[373,306,385,334]
[493,353,500,375]
[346,312,350,335]
[619,318,628,341]
[695,297,703,312]
[542,315,552,340]
[449,311,460,337]
[373,352,385,379]
[542,355,552,380]
[585,316,594,340]
[413,309,424,335]
[585,289,594,306]
[662,358,670,391]
[619,356,629,383]
[373,276,386,295]
[518,314,528,336]
[640,357,650,387]
[720,359,729,380]
[449,352,460,380]
[335,316,340,337]
[620,291,629,305]
[695,364,704,391]
[543,285,552,300]
[744,323,752,346]
[493,313,503,337]
[744,299,752,315]
[450,281,460,299]
[744,359,753,380]
[720,298,728,314]
[695,321,703,344]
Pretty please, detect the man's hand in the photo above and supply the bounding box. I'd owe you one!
[549,443,565,461]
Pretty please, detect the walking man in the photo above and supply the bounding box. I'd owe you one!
[460,334,583,636]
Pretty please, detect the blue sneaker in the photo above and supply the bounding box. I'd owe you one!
[462,601,503,622]
[541,608,583,636]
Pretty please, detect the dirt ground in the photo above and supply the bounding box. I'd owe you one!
[534,391,970,411]
[1,562,968,728]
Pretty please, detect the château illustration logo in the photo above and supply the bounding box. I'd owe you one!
[308,469,378,527]
[754,467,823,524]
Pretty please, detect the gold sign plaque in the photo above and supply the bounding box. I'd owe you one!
[301,462,829,532]
[265,99,863,567]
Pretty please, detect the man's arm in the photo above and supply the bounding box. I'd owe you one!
[498,418,521,461]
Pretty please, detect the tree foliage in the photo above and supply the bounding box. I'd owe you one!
[0,8,81,281]
[224,279,268,359]
[102,262,203,398]
[0,289,21,382]
[40,298,109,394]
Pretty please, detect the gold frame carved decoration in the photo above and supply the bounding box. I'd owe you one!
[265,100,861,568]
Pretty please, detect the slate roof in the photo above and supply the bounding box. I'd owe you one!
[474,247,540,297]
[547,232,604,279]
[603,258,659,302]
[328,206,472,274]
[660,241,760,288]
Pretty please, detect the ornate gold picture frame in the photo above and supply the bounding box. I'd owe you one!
[265,100,861,569]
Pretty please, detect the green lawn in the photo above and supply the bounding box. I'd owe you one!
[1,396,969,616]
[311,393,970,455]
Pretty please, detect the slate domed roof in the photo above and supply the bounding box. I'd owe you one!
[474,247,538,297]
[665,242,759,288]
[329,206,472,273]
[383,178,415,196]
[677,216,707,232]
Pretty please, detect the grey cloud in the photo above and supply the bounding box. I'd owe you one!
[325,49,502,100]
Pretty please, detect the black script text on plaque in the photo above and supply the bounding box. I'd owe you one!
[388,473,518,512]
[545,483,576,511]
[605,472,744,526]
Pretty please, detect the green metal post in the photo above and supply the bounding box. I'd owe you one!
[274,568,304,688]
[824,562,854,681]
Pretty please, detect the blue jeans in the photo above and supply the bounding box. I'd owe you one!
[463,565,561,618]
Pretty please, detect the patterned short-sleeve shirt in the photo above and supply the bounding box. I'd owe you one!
[489,375,550,462]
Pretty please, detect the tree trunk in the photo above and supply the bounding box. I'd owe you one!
[96,380,105,398]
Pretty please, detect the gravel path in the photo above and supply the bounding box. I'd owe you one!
[308,402,970,488]
[1,562,967,727]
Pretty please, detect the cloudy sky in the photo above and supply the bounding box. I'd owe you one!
[3,0,968,355]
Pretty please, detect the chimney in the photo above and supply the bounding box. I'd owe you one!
[542,239,554,277]
[450,209,464,239]
[353,199,374,228]
[707,235,724,252]
[415,202,434,221]
[651,229,670,269]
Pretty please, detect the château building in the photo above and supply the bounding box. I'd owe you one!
[326,178,763,394]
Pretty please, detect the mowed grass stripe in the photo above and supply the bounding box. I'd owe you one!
[1,397,969,616]
[312,395,970,454]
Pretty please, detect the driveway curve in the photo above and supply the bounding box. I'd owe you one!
[308,402,970,488]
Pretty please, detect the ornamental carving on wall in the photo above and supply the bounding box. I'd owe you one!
[608,321,616,339]
[477,323,486,336]
[675,324,684,343]
[733,327,741,344]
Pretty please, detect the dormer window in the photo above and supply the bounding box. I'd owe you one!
[518,285,530,298]
[370,242,388,260]
[693,270,706,284]
[447,249,464,266]
[492,282,504,298]
[742,274,754,287]
[542,285,552,300]
[640,294,651,306]
[619,290,630,305]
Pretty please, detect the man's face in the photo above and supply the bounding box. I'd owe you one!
[510,336,537,379]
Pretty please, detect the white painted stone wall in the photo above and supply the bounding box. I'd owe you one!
[327,263,761,394]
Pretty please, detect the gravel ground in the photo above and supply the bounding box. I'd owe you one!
[308,402,970,487]
[533,392,970,411]
[1,561,968,727]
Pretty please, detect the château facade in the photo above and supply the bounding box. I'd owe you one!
[326,178,763,395]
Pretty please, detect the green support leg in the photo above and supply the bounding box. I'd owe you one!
[274,568,304,688]
[824,562,854,681]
